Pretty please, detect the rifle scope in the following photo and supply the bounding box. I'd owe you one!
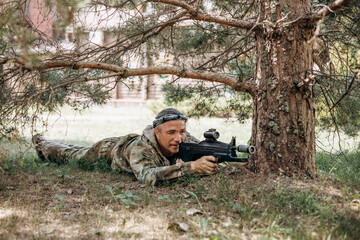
[203,129,219,140]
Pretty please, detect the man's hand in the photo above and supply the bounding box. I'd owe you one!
[190,156,218,174]
[176,158,184,163]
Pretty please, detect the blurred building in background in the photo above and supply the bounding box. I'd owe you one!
[24,0,209,106]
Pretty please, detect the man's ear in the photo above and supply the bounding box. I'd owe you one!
[154,127,159,139]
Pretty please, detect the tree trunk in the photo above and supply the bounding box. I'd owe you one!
[248,0,316,176]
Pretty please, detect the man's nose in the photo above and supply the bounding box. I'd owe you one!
[174,133,182,142]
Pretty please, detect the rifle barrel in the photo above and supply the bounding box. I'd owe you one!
[236,145,256,154]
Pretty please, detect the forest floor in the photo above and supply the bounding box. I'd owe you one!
[0,105,359,239]
[0,161,359,240]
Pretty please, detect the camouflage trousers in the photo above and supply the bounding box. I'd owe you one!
[37,137,121,169]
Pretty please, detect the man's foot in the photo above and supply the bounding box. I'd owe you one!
[32,134,46,161]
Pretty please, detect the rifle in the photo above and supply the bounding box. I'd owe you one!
[178,129,255,163]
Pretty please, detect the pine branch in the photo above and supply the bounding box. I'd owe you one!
[150,0,255,30]
[308,0,355,24]
[12,58,252,93]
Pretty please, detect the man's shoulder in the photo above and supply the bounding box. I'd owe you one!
[127,134,165,163]
[113,133,140,151]
[135,134,158,150]
[121,133,140,143]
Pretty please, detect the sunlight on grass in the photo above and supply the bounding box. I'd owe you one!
[23,105,253,146]
[0,209,26,220]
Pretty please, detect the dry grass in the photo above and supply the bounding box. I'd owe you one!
[1,105,359,239]
[1,162,359,239]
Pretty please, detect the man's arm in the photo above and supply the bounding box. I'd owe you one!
[177,156,218,174]
[129,146,217,185]
[129,145,192,185]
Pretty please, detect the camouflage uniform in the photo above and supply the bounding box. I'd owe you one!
[34,125,199,185]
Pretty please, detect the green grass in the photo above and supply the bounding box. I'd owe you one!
[0,105,359,239]
[316,151,360,185]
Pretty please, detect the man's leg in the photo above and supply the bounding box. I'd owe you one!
[32,135,120,165]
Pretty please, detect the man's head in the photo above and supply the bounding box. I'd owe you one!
[153,108,187,158]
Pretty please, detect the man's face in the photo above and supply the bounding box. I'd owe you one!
[154,120,186,158]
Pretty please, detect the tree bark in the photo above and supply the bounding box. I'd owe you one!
[248,0,316,176]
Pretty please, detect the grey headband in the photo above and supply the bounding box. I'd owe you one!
[153,114,188,128]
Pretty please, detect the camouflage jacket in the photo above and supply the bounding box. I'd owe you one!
[111,125,199,185]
